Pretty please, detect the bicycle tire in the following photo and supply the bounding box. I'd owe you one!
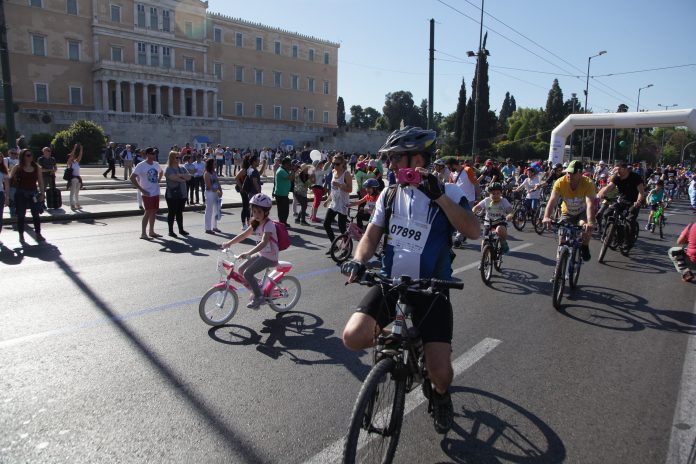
[533,208,545,235]
[494,243,503,272]
[343,358,406,464]
[266,275,301,312]
[598,223,615,264]
[330,234,354,264]
[480,245,493,285]
[512,207,526,231]
[552,249,568,309]
[199,286,239,326]
[569,247,582,289]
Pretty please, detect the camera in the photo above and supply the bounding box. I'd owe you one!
[397,168,421,185]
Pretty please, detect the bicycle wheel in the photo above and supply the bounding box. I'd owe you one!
[266,275,301,312]
[569,247,582,289]
[533,208,545,235]
[494,244,503,272]
[330,234,354,264]
[512,207,526,231]
[343,358,406,464]
[552,249,568,309]
[199,286,239,326]
[480,245,493,285]
[598,223,615,264]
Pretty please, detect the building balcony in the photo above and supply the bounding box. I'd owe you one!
[93,60,220,87]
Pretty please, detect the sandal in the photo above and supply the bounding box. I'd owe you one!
[149,233,162,238]
[140,234,150,240]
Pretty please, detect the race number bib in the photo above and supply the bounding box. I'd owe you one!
[564,197,585,215]
[387,214,431,254]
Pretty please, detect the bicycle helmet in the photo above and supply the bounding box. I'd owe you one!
[487,182,503,192]
[363,178,380,189]
[433,158,446,166]
[378,126,436,163]
[249,193,272,209]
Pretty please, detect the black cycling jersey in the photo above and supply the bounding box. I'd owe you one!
[611,172,643,203]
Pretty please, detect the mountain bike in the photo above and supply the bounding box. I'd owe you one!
[479,219,505,285]
[330,209,384,264]
[551,221,584,309]
[646,202,666,239]
[342,271,463,464]
[598,200,637,263]
[512,198,544,234]
[199,249,301,325]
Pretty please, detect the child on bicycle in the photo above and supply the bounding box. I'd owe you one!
[220,193,279,309]
[645,180,666,230]
[349,178,381,229]
[514,167,542,211]
[473,182,514,254]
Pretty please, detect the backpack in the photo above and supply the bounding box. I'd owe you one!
[269,220,291,251]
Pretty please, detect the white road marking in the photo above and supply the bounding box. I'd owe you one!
[302,337,502,464]
[452,243,533,275]
[665,299,696,464]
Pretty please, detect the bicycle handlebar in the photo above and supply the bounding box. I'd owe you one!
[350,270,464,292]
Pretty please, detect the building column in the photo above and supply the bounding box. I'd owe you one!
[94,81,101,110]
[155,85,162,114]
[167,86,174,116]
[202,90,208,118]
[142,83,149,113]
[129,82,136,113]
[102,80,109,111]
[179,87,185,116]
[191,88,197,117]
[114,80,122,112]
[212,92,218,118]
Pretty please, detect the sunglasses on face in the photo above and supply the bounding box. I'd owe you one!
[24,154,33,158]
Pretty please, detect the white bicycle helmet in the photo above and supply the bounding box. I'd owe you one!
[250,193,272,209]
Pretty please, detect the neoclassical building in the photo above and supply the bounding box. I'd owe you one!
[3,0,340,127]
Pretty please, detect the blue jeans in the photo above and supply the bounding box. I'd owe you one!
[14,188,42,235]
[524,198,540,211]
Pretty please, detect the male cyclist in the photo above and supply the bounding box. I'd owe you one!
[597,161,645,251]
[341,127,480,434]
[543,160,596,261]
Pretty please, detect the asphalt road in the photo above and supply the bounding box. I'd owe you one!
[1,200,695,463]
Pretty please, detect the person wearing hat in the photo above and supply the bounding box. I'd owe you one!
[543,160,597,261]
[477,159,502,189]
[594,160,609,184]
[597,160,645,251]
[433,158,449,183]
[273,157,294,227]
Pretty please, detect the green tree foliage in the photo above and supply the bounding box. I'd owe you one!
[453,78,467,149]
[363,107,381,129]
[419,99,429,128]
[349,105,364,128]
[349,105,381,129]
[617,103,629,113]
[52,120,107,163]
[498,92,514,132]
[381,91,421,131]
[506,108,546,142]
[564,94,580,115]
[337,97,347,127]
[544,79,565,133]
[462,51,492,153]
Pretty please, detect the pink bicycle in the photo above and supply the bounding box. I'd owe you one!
[199,250,302,326]
[329,209,384,264]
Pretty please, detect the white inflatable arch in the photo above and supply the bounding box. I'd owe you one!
[548,108,696,165]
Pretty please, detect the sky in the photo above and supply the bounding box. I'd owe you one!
[208,0,696,119]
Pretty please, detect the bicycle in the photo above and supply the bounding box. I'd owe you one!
[511,197,544,234]
[646,202,666,239]
[342,271,463,464]
[551,221,584,309]
[598,200,637,263]
[199,249,301,325]
[330,209,384,264]
[479,219,505,285]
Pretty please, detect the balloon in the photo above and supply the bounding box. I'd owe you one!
[618,140,626,148]
[310,149,322,161]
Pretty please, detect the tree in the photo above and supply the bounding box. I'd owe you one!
[336,97,347,127]
[52,120,107,163]
[617,103,629,113]
[419,99,428,128]
[349,105,364,128]
[509,95,517,115]
[545,79,565,133]
[381,91,420,131]
[363,107,381,129]
[498,92,513,132]
[453,78,467,149]
[463,50,493,153]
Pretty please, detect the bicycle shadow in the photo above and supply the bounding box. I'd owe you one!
[438,386,566,464]
[486,269,552,296]
[208,311,371,381]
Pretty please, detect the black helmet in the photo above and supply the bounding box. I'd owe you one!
[487,182,503,192]
[378,126,436,157]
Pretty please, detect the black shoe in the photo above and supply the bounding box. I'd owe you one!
[169,232,178,238]
[35,233,46,242]
[581,244,591,262]
[300,220,310,226]
[179,230,190,236]
[431,390,454,434]
[294,218,300,224]
[19,234,26,243]
[103,173,107,178]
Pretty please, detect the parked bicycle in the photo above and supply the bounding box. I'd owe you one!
[330,209,384,264]
[479,219,505,285]
[646,201,666,239]
[598,200,639,263]
[199,249,301,325]
[341,271,463,464]
[551,221,584,309]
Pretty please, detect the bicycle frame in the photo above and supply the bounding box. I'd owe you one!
[557,223,582,278]
[213,256,292,298]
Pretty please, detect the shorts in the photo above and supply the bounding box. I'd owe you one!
[355,285,453,345]
[143,195,160,211]
[559,211,586,225]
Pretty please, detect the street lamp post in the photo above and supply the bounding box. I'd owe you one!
[657,103,678,165]
[467,0,485,158]
[631,83,653,162]
[580,50,607,160]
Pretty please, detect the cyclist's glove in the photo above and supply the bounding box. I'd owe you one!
[418,173,443,201]
[341,260,366,280]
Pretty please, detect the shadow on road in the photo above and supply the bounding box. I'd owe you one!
[439,386,566,464]
[485,269,552,296]
[208,311,371,381]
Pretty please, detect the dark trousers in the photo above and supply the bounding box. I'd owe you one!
[103,160,116,177]
[240,192,250,225]
[14,189,41,236]
[187,180,195,204]
[166,197,186,233]
[216,160,224,176]
[323,208,347,242]
[356,211,371,230]
[198,177,206,203]
[276,195,290,224]
[295,193,308,222]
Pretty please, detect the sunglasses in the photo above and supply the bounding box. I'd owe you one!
[24,153,33,158]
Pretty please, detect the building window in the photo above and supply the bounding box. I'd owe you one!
[66,0,77,15]
[324,51,330,65]
[162,46,171,68]
[235,32,242,47]
[149,7,158,29]
[291,107,299,121]
[291,75,299,90]
[214,62,223,79]
[323,80,330,95]
[274,106,281,120]
[308,109,315,122]
[150,44,159,67]
[69,86,82,105]
[323,111,329,124]
[255,36,263,51]
[255,69,263,85]
[255,104,263,118]
[162,10,171,32]
[214,27,222,43]
[31,34,46,56]
[184,57,194,72]
[292,44,298,58]
[136,4,145,27]
[308,78,315,93]
[274,41,281,55]
[110,4,120,22]
[185,21,193,38]
[235,102,244,117]
[273,71,281,88]
[111,46,122,62]
[216,99,223,117]
[235,65,244,82]
[30,0,42,7]
[34,83,48,103]
[67,40,80,61]
[308,48,314,61]
[137,42,146,65]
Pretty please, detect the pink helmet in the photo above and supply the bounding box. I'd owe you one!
[250,193,272,209]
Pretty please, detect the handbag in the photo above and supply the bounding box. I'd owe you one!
[63,167,73,181]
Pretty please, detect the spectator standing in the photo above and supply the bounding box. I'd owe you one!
[103,142,117,178]
[203,158,222,234]
[193,154,206,204]
[0,158,9,240]
[120,144,135,180]
[224,146,233,177]
[240,154,262,230]
[233,149,242,175]
[349,153,357,173]
[10,149,45,243]
[215,144,225,176]
[273,157,293,227]
[66,143,84,210]
[323,154,352,249]
[38,146,57,191]
[294,163,312,225]
[5,149,19,222]
[164,151,191,238]
[182,155,196,205]
[130,147,163,239]
[310,159,328,222]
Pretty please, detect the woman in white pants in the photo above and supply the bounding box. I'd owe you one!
[203,158,222,234]
[66,143,83,210]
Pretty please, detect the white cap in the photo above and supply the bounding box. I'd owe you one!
[599,160,605,165]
